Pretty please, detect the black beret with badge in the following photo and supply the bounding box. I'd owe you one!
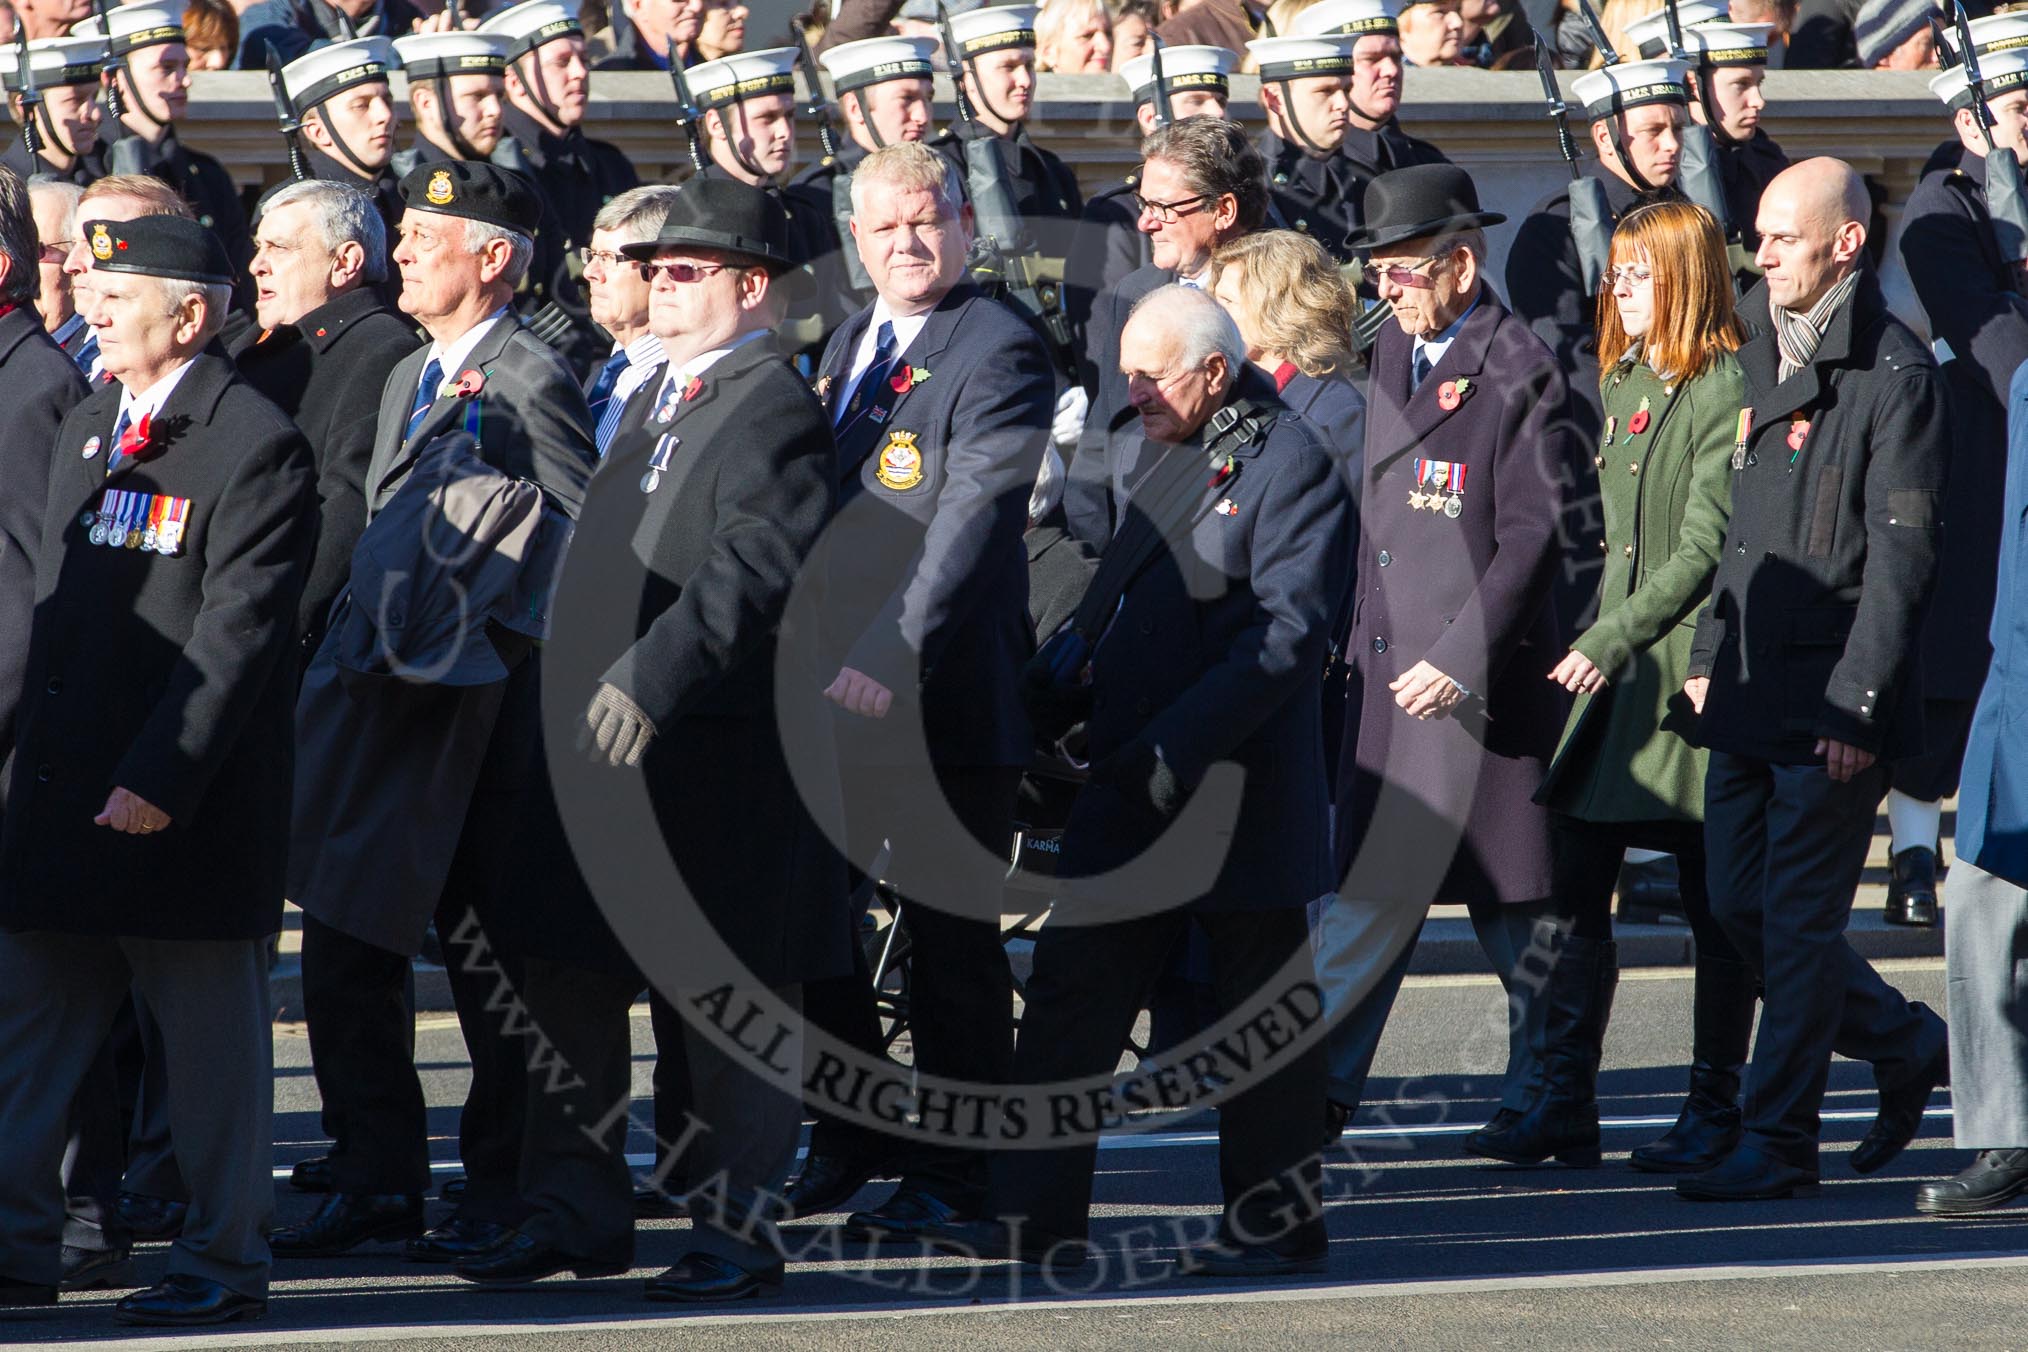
[397,159,544,235]
[83,214,236,285]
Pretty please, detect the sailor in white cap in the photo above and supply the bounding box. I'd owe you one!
[930,3,1081,225]
[391,30,512,172]
[1292,0,1451,256]
[74,4,253,275]
[1506,59,1689,434]
[687,45,801,185]
[1681,22,1788,253]
[1622,0,1731,59]
[784,35,939,325]
[276,36,405,237]
[1247,31,1365,260]
[1063,44,1235,328]
[0,36,106,186]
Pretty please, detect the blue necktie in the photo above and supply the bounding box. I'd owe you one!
[405,358,444,442]
[836,321,897,434]
[75,331,99,377]
[1412,349,1432,394]
[588,349,631,456]
[106,408,130,476]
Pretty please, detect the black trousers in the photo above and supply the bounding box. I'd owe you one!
[988,906,1326,1252]
[1703,752,1945,1166]
[300,904,528,1221]
[802,764,1021,1205]
[1544,813,1738,960]
[516,956,803,1273]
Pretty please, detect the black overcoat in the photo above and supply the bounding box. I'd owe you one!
[0,355,315,939]
[1689,275,1949,763]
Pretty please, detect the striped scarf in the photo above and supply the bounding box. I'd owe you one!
[1772,269,1860,383]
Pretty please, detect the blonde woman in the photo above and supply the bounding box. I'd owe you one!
[1036,0,1114,72]
[1208,229,1366,456]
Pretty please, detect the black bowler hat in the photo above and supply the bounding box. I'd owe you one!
[619,178,798,276]
[82,215,235,286]
[398,160,543,235]
[1345,164,1507,254]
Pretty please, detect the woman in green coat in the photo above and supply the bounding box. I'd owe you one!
[1469,201,1754,1171]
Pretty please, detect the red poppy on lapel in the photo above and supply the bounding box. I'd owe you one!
[1786,417,1810,452]
[889,365,931,395]
[117,411,156,461]
[1628,409,1651,436]
[451,367,487,398]
[1209,453,1236,488]
[682,375,704,402]
[1436,378,1471,412]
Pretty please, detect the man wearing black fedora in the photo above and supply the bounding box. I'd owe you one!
[454,175,851,1304]
[1314,162,1580,1150]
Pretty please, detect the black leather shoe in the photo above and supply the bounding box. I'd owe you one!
[634,1185,686,1218]
[60,1244,133,1291]
[1915,1149,2028,1216]
[112,1274,266,1327]
[1884,846,1940,928]
[1676,1145,1819,1201]
[405,1216,513,1264]
[289,1156,333,1194]
[1323,1100,1350,1150]
[453,1231,627,1285]
[922,1218,1091,1271]
[1460,1108,1521,1157]
[0,1275,56,1307]
[1177,1238,1327,1277]
[117,1191,188,1241]
[643,1252,781,1303]
[843,1185,973,1241]
[781,1153,882,1219]
[1854,1046,1949,1175]
[272,1193,426,1257]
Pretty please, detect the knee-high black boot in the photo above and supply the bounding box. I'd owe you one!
[1467,937,1619,1167]
[1629,953,1757,1173]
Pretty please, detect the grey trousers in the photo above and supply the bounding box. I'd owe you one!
[0,931,273,1297]
[1945,857,2028,1148]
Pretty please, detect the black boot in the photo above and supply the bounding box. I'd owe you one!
[1630,953,1757,1174]
[1468,937,1619,1167]
[1884,846,1940,928]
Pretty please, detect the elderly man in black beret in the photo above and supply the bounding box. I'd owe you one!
[282,159,596,1263]
[0,214,315,1326]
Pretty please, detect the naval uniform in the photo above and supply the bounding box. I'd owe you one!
[101,123,254,307]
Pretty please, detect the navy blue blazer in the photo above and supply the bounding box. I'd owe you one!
[1058,367,1357,912]
[1065,263,1171,548]
[815,283,1054,769]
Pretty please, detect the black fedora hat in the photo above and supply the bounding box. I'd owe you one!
[620,177,798,275]
[1345,164,1506,253]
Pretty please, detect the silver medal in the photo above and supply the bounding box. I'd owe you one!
[1444,494,1462,519]
[640,468,661,493]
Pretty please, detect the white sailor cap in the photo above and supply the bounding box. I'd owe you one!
[1931,44,2028,110]
[819,35,938,95]
[1246,34,1359,82]
[688,46,799,110]
[1681,22,1773,67]
[1572,58,1689,115]
[394,31,511,81]
[0,36,108,92]
[279,36,400,114]
[1117,44,1237,107]
[478,0,584,62]
[1624,0,1731,59]
[1288,0,1400,39]
[1965,11,2028,58]
[72,4,185,56]
[946,4,1040,59]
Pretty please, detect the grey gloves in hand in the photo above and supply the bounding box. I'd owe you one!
[583,682,657,767]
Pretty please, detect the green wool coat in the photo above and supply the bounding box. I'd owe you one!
[1538,347,1743,823]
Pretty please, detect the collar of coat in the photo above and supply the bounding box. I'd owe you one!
[1366,287,1508,468]
[0,301,58,369]
[88,352,238,484]
[294,287,391,355]
[824,281,984,396]
[1737,267,1888,424]
[603,331,783,468]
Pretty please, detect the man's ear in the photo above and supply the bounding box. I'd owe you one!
[1834,219,1868,265]
[1589,116,1615,162]
[331,239,367,287]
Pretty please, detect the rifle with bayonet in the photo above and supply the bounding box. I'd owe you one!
[668,46,708,177]
[934,2,1078,379]
[12,24,43,158]
[1577,0,1618,64]
[1948,0,2028,270]
[1664,0,1734,239]
[1147,35,1171,129]
[93,0,127,118]
[264,41,311,180]
[1532,26,1612,294]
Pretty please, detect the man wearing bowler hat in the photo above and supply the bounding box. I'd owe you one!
[282,159,595,1264]
[453,175,850,1304]
[1314,163,1580,1151]
[0,213,315,1325]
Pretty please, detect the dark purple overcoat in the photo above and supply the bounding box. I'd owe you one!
[1333,291,1579,908]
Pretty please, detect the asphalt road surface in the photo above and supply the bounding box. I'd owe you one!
[8,958,2025,1351]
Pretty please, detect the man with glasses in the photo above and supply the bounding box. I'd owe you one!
[229,179,420,663]
[1064,115,1266,548]
[27,179,88,363]
[578,186,681,458]
[1315,163,1579,1153]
